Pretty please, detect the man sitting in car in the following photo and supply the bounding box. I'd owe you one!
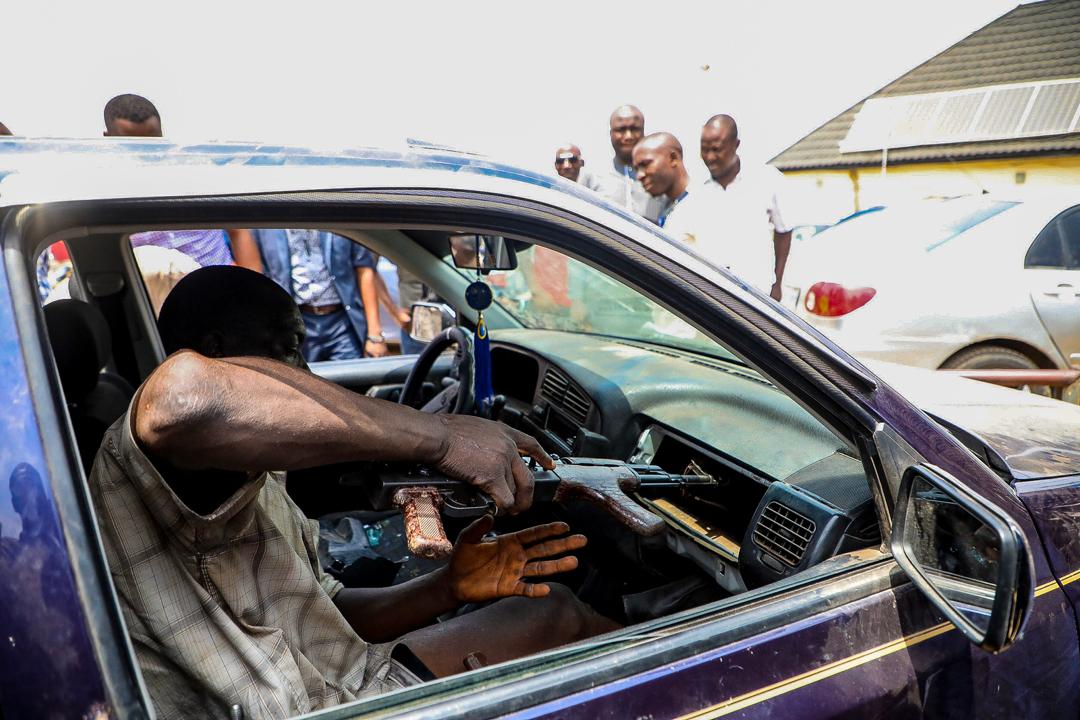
[88,265,616,719]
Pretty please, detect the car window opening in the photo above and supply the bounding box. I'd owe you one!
[34,220,885,719]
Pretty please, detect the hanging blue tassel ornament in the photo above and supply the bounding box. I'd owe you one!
[473,310,495,415]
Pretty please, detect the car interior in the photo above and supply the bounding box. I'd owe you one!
[29,216,888,698]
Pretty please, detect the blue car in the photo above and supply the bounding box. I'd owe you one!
[0,138,1078,719]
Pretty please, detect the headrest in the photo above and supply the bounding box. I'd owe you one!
[43,299,112,402]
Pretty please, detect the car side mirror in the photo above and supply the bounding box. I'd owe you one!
[891,464,1034,653]
[409,301,457,344]
[448,234,518,272]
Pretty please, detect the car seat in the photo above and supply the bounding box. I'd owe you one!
[43,299,135,472]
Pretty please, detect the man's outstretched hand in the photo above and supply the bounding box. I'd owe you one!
[435,415,555,514]
[447,515,585,603]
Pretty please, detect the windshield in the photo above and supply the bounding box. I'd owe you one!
[448,244,738,361]
[811,197,1020,252]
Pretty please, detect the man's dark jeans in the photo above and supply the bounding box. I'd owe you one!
[301,309,364,362]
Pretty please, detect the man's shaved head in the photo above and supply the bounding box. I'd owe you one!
[704,114,738,139]
[631,132,688,201]
[104,93,162,137]
[701,113,741,185]
[158,265,305,366]
[609,105,646,165]
[637,132,683,157]
[609,105,644,126]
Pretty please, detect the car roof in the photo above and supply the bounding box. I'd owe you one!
[0,137,650,225]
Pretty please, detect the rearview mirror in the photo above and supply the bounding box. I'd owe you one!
[448,234,517,271]
[409,301,456,343]
[891,464,1034,652]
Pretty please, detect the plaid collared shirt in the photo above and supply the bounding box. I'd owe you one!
[129,229,235,268]
[88,406,417,719]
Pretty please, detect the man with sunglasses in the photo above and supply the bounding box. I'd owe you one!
[553,144,586,182]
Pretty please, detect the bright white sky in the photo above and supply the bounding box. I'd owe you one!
[5,0,1018,174]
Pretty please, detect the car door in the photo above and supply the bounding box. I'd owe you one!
[1026,205,1080,364]
[7,187,1078,720]
[485,443,1078,720]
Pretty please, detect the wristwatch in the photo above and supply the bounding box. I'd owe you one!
[367,333,386,344]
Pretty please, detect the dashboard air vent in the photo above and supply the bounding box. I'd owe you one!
[753,501,816,567]
[540,368,591,425]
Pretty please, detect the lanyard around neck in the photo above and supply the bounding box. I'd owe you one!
[658,190,688,228]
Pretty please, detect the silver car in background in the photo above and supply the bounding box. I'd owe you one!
[783,193,1080,378]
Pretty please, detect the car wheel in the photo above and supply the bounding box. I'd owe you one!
[942,345,1051,397]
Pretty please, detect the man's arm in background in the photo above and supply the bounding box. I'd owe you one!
[358,266,386,357]
[767,171,794,302]
[771,230,792,301]
[229,229,263,273]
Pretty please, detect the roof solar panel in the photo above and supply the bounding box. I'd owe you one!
[972,86,1035,137]
[891,96,942,146]
[1021,81,1080,135]
[928,93,985,139]
[841,78,1080,153]
[837,99,899,153]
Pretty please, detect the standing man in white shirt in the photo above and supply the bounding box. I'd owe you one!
[697,114,793,301]
[584,105,668,223]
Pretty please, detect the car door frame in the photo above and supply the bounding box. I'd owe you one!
[4,189,1075,719]
[0,205,149,719]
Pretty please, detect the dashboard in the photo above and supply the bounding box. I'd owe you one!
[491,344,601,456]
[489,329,881,591]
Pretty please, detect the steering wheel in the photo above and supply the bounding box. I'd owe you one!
[398,326,475,414]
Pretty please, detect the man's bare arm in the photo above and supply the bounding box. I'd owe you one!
[229,229,263,273]
[358,266,387,358]
[374,271,412,327]
[334,516,586,641]
[770,230,793,300]
[335,568,457,642]
[134,351,552,511]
